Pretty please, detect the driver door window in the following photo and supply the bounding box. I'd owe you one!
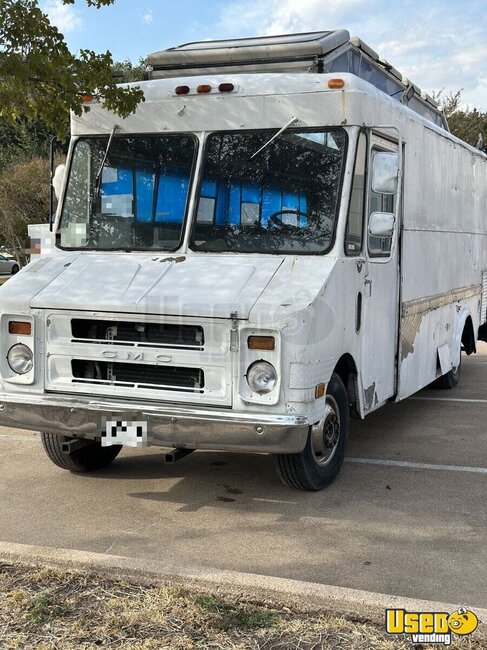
[368,147,396,257]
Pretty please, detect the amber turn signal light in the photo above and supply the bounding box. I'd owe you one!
[196,84,212,94]
[9,321,32,336]
[328,78,345,89]
[315,383,326,399]
[248,336,275,351]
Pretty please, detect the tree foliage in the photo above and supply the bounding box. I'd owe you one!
[0,118,53,170]
[435,90,487,150]
[111,59,147,83]
[0,0,145,138]
[0,156,59,261]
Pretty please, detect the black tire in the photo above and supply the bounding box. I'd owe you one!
[41,433,122,472]
[431,353,462,390]
[274,373,349,491]
[11,264,19,275]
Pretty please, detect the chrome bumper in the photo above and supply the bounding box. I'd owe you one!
[0,392,309,454]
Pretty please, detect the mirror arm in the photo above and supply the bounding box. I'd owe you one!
[49,136,56,232]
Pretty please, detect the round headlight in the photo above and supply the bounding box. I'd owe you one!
[247,361,277,395]
[7,344,33,375]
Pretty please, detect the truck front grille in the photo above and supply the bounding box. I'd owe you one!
[46,311,231,406]
[71,319,204,349]
[72,360,205,393]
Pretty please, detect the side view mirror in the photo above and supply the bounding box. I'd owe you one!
[371,152,399,194]
[52,164,65,200]
[369,212,395,238]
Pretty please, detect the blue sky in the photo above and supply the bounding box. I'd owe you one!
[41,0,487,108]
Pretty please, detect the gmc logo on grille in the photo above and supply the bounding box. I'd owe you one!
[101,351,173,363]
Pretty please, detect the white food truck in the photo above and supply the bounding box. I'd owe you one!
[1,31,486,490]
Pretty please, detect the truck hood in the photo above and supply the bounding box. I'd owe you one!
[28,253,284,319]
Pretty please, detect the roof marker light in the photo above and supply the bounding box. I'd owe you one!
[197,84,212,94]
[219,83,235,93]
[328,78,345,89]
[175,85,190,95]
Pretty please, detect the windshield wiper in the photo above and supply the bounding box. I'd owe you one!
[249,116,299,160]
[93,124,119,202]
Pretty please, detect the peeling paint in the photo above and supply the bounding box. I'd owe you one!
[401,313,423,361]
[160,256,186,264]
[364,382,376,411]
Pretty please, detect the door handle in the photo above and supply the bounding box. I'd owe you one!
[364,278,373,297]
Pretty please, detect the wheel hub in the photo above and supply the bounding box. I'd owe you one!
[324,414,340,449]
[311,396,341,466]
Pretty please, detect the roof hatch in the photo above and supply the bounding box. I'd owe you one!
[147,30,448,130]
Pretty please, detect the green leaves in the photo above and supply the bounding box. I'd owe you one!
[434,90,487,149]
[0,0,145,138]
[62,0,116,6]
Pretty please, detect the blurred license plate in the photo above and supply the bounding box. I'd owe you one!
[101,420,149,448]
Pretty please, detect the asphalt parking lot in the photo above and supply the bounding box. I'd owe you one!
[1,347,486,608]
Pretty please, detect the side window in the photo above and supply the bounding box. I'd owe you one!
[368,148,396,257]
[345,132,367,256]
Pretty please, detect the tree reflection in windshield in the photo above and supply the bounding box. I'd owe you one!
[58,135,196,251]
[191,129,347,254]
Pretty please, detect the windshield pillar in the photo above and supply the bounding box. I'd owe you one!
[180,131,207,253]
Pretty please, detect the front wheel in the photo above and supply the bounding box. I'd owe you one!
[41,433,122,472]
[274,373,349,491]
[11,264,19,275]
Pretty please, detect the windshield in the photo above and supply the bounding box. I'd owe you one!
[58,134,196,250]
[191,128,347,254]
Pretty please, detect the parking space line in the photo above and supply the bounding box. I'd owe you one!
[346,457,487,474]
[411,397,487,404]
[253,498,298,505]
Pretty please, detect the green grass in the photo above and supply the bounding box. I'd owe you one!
[193,593,279,630]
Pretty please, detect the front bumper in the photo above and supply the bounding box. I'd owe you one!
[0,392,309,454]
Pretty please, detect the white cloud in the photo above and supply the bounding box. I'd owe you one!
[142,9,154,25]
[219,0,369,36]
[215,0,487,108]
[376,21,487,108]
[45,0,82,33]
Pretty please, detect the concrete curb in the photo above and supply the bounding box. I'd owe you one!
[1,541,486,629]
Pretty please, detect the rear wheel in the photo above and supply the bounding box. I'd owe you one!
[431,351,462,390]
[274,373,349,491]
[41,433,122,472]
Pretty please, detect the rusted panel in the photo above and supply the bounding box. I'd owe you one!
[402,285,481,318]
[400,285,481,362]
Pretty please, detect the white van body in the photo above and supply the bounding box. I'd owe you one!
[0,31,486,489]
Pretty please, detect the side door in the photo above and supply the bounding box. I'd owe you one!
[360,133,401,412]
[0,255,8,274]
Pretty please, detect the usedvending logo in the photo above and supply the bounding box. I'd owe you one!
[386,607,480,646]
